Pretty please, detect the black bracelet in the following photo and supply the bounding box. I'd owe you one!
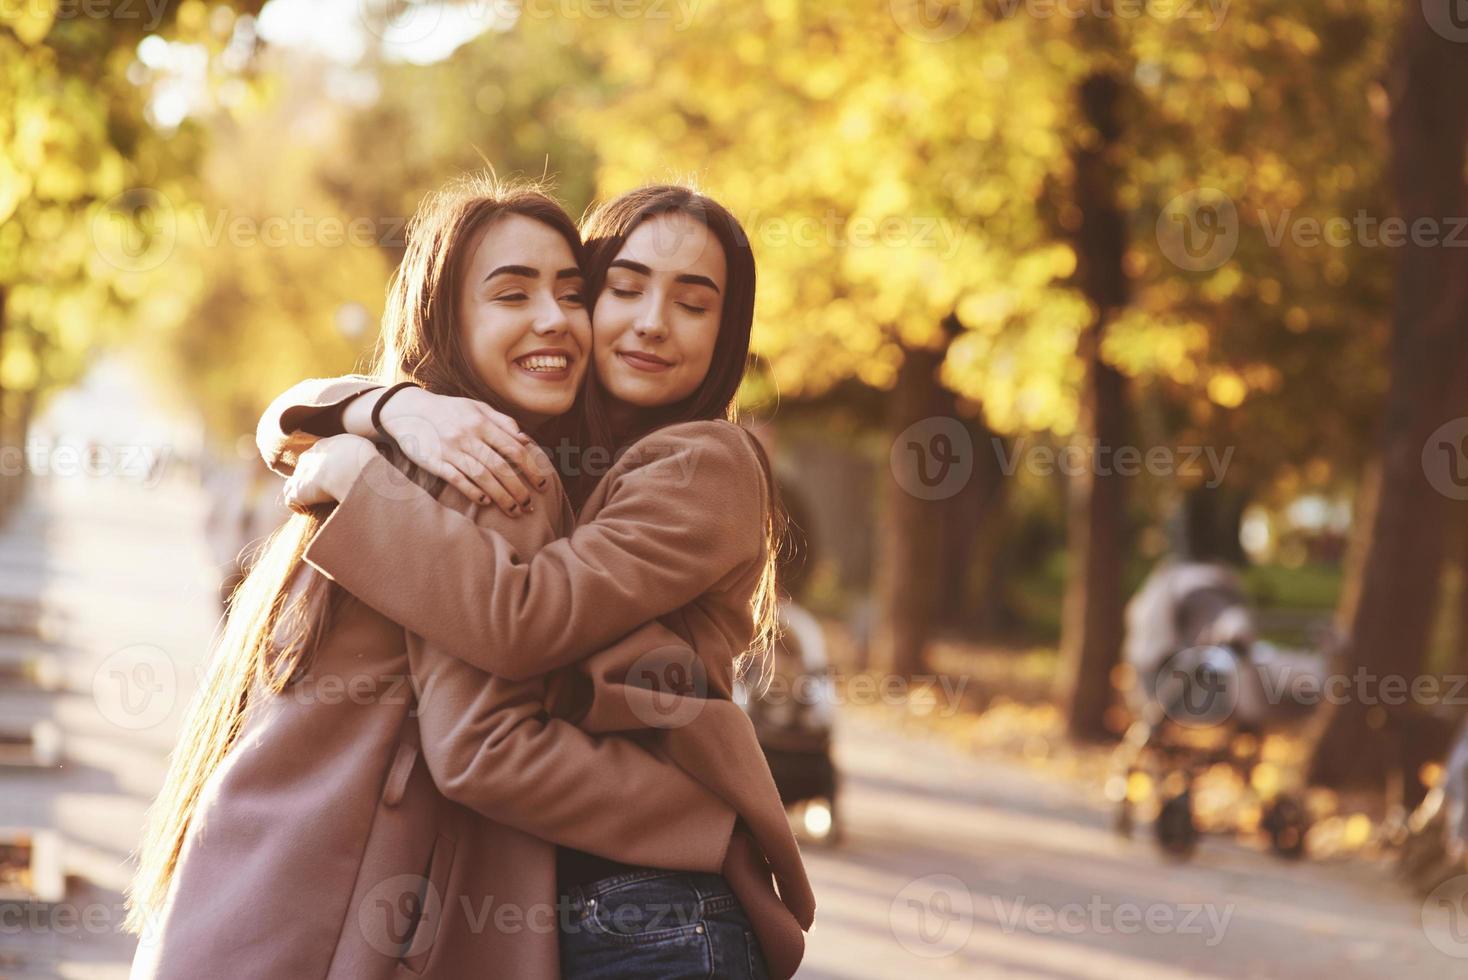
[370,381,421,443]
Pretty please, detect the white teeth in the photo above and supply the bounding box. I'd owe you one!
[518,354,569,373]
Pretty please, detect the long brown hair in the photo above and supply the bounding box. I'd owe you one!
[126,175,583,932]
[564,184,784,671]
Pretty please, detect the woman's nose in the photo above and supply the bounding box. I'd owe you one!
[633,306,667,340]
[533,296,570,334]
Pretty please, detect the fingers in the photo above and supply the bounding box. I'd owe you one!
[485,407,536,446]
[459,445,535,510]
[450,452,523,514]
[475,413,550,490]
[423,456,502,514]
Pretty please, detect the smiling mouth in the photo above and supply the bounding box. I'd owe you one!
[617,350,673,371]
[515,353,571,374]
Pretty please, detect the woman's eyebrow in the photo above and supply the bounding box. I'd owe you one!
[484,264,540,282]
[675,273,721,294]
[556,267,583,280]
[608,259,721,293]
[607,258,652,276]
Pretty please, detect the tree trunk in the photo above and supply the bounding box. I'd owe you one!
[1058,70,1131,742]
[1181,484,1248,564]
[935,412,1009,634]
[872,334,954,679]
[1307,8,1468,792]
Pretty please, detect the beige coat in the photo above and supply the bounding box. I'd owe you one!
[256,377,816,975]
[131,391,742,978]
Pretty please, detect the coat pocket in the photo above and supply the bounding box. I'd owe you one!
[396,831,458,976]
[382,740,418,808]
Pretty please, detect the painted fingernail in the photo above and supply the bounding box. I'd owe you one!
[508,504,519,514]
[524,502,534,513]
[538,479,549,489]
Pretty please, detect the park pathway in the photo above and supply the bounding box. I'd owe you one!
[1,464,1464,978]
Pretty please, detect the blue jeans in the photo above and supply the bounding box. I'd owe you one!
[559,870,769,980]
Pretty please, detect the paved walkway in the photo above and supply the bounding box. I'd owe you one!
[2,468,1464,978]
[0,469,220,979]
[800,714,1466,978]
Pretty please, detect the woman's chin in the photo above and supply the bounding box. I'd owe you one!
[503,389,575,423]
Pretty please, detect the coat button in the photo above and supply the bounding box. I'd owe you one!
[695,924,705,935]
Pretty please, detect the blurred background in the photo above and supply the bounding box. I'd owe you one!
[4,0,1468,976]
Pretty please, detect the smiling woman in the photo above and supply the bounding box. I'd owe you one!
[458,212,590,424]
[592,209,727,413]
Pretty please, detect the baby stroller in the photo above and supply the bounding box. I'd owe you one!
[740,600,842,845]
[1109,561,1322,859]
[1395,710,1468,894]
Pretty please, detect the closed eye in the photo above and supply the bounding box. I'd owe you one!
[677,302,708,314]
[608,287,642,299]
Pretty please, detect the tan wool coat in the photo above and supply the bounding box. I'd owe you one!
[132,393,755,979]
[260,377,816,975]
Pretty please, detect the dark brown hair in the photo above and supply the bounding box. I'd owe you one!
[127,175,582,931]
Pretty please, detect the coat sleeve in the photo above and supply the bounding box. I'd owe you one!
[409,637,735,872]
[302,421,766,681]
[360,457,737,872]
[257,375,382,477]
